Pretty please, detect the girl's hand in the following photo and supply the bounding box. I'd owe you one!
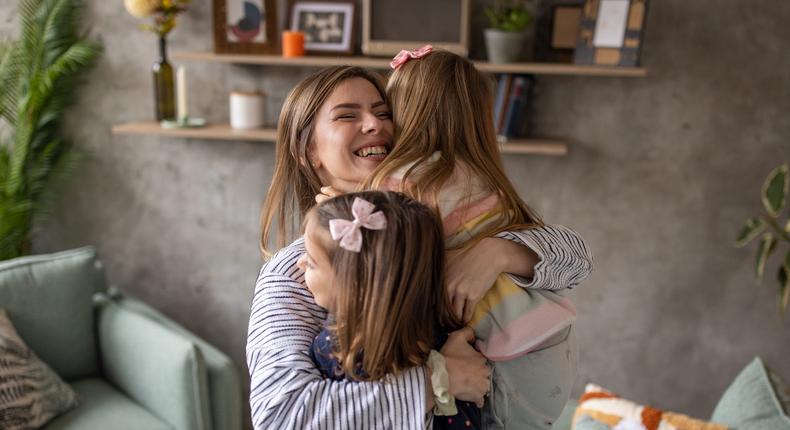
[440,327,490,407]
[446,237,538,322]
[314,186,342,204]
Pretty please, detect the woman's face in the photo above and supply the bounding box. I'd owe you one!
[309,77,393,193]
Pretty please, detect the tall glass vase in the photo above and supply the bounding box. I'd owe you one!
[152,36,175,121]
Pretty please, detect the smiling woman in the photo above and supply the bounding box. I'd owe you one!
[308,77,393,193]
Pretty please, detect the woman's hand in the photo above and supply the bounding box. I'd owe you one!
[315,186,343,204]
[440,327,490,407]
[446,237,539,322]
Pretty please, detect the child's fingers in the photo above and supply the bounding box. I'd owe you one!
[462,299,476,323]
[315,193,329,204]
[450,326,475,344]
[452,295,466,321]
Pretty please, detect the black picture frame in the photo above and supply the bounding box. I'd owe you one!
[287,0,357,55]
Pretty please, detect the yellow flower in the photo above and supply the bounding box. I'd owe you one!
[124,0,160,18]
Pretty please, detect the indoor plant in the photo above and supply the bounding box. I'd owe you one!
[735,164,790,316]
[484,0,534,63]
[0,0,101,261]
[124,0,191,121]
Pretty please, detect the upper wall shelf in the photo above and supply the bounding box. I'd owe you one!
[111,121,569,156]
[171,51,648,78]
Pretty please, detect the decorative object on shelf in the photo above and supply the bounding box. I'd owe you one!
[158,66,205,129]
[213,0,277,54]
[230,91,265,130]
[492,74,536,139]
[282,30,306,57]
[735,164,790,316]
[484,0,534,63]
[288,0,356,55]
[124,0,191,121]
[0,0,101,260]
[362,0,470,57]
[573,0,648,67]
[534,0,585,63]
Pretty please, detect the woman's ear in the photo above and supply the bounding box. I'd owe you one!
[306,144,321,169]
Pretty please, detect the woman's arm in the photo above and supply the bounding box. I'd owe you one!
[446,225,592,321]
[247,242,490,429]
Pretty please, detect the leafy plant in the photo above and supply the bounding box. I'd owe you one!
[0,0,101,260]
[736,164,790,316]
[124,0,191,38]
[484,0,533,32]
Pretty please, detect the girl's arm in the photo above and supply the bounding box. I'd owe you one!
[447,225,592,321]
[247,243,490,429]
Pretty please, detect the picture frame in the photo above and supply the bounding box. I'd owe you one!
[573,0,649,67]
[361,0,470,57]
[534,0,585,63]
[287,0,357,55]
[213,0,278,54]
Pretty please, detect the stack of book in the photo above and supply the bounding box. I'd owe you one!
[492,74,535,141]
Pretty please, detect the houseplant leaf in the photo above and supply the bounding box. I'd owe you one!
[762,164,788,217]
[755,233,777,281]
[735,217,765,247]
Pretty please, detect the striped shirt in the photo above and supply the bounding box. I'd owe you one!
[247,226,592,429]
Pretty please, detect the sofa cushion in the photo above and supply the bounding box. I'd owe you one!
[0,309,79,429]
[44,378,171,430]
[711,357,790,429]
[573,384,727,430]
[0,247,104,379]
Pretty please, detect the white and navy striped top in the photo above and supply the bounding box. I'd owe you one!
[247,225,592,429]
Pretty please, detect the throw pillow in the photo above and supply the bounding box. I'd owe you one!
[711,357,790,429]
[0,309,79,430]
[573,384,728,430]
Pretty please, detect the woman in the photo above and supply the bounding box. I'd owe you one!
[248,66,591,429]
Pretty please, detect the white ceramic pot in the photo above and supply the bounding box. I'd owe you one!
[484,29,528,64]
[229,91,264,130]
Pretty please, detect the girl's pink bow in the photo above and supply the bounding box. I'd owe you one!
[390,44,433,69]
[329,197,387,252]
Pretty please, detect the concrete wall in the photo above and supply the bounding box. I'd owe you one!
[2,0,788,422]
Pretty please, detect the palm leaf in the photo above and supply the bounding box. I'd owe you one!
[0,0,101,260]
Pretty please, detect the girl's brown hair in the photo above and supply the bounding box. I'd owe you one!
[368,49,543,246]
[260,66,388,257]
[306,190,461,381]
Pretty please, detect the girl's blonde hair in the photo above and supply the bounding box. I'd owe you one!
[306,191,460,381]
[260,66,388,257]
[368,49,543,245]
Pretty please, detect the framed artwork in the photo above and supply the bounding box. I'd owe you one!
[288,0,356,55]
[213,0,278,54]
[534,0,585,63]
[361,0,470,57]
[573,0,649,67]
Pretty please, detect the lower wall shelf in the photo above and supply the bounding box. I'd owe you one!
[111,121,568,156]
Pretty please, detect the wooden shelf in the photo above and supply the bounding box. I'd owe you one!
[171,51,647,77]
[111,121,568,156]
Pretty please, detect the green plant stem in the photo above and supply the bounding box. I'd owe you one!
[761,214,790,242]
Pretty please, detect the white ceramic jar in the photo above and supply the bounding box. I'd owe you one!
[229,91,264,130]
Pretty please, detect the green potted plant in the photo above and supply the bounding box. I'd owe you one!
[484,0,534,64]
[0,0,101,260]
[735,164,790,316]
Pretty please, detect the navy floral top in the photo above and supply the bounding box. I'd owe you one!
[310,325,481,430]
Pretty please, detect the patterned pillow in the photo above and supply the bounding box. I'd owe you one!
[0,309,79,430]
[573,384,728,430]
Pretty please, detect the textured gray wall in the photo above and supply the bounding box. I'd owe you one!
[2,0,789,424]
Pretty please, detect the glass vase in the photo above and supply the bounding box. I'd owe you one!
[152,36,175,121]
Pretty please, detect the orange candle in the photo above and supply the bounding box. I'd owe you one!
[282,31,305,58]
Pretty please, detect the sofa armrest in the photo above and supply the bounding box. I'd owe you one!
[96,296,211,430]
[113,296,243,430]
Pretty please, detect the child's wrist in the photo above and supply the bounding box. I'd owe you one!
[426,350,458,416]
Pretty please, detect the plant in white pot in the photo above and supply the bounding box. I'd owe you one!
[484,0,533,64]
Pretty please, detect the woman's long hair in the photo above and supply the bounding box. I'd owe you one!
[307,191,461,380]
[368,50,543,248]
[259,66,388,257]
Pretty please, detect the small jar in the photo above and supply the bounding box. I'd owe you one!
[229,91,264,130]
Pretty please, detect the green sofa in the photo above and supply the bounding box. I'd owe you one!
[0,247,242,430]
